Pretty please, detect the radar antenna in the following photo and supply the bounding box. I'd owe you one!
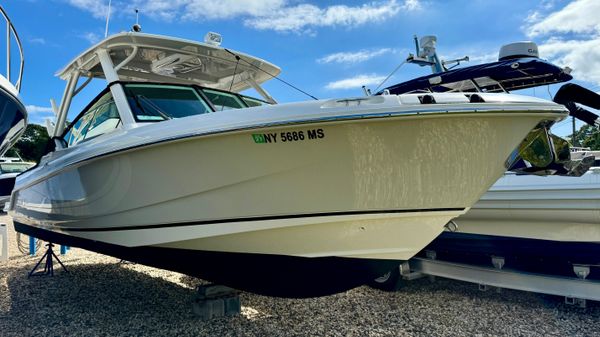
[132,9,142,32]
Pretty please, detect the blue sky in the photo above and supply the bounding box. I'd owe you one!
[3,0,599,137]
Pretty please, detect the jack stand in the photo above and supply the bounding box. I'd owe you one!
[565,296,587,308]
[425,250,437,282]
[564,264,591,308]
[491,256,505,293]
[28,243,68,277]
[192,284,240,320]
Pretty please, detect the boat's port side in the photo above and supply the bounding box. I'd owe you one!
[13,221,401,298]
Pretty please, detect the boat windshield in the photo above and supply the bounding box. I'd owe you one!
[123,83,270,121]
[201,89,245,111]
[125,84,213,121]
[430,77,503,93]
[0,162,33,174]
[240,95,268,107]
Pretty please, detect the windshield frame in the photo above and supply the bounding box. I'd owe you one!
[61,81,270,140]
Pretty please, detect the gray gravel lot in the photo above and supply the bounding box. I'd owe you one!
[1,215,599,336]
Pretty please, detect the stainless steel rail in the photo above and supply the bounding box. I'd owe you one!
[0,6,23,92]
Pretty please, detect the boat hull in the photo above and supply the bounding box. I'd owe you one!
[14,221,400,298]
[11,111,560,296]
[0,82,27,156]
[425,168,600,278]
[0,174,16,209]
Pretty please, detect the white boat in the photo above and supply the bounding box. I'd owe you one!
[0,157,34,208]
[426,149,600,277]
[368,36,600,290]
[0,7,27,156]
[379,37,600,279]
[8,32,569,297]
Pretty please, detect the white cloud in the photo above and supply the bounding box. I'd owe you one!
[125,0,284,21]
[26,105,54,124]
[325,74,386,90]
[521,0,600,87]
[245,1,412,33]
[65,0,110,19]
[81,32,101,44]
[29,37,46,45]
[464,52,497,64]
[541,0,556,10]
[318,48,393,64]
[183,0,286,20]
[403,0,422,11]
[539,38,600,85]
[525,0,600,38]
[26,105,53,113]
[67,0,420,33]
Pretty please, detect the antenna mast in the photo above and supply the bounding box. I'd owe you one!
[104,0,112,38]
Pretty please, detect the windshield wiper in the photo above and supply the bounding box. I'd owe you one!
[136,95,172,120]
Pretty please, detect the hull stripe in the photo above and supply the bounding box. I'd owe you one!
[25,207,466,232]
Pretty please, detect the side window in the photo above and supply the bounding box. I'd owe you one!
[63,92,120,147]
[240,95,270,107]
[202,89,245,110]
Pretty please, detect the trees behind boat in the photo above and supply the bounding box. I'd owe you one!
[5,124,50,162]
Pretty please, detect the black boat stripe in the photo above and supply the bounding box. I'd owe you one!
[53,207,465,232]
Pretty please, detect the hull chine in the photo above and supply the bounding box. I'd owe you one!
[14,221,402,298]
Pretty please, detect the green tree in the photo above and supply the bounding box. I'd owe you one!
[5,124,50,162]
[573,124,600,150]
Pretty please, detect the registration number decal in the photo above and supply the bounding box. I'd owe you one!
[252,129,325,144]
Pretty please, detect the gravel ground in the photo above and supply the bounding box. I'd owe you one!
[1,214,599,337]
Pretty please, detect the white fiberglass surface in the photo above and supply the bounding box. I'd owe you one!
[490,169,600,192]
[0,162,33,174]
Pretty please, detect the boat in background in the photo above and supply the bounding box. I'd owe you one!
[0,7,27,156]
[0,157,34,209]
[427,149,599,279]
[9,32,569,297]
[370,36,600,290]
[381,36,598,176]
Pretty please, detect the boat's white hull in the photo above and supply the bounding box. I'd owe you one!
[12,112,549,257]
[11,104,566,296]
[455,168,600,242]
[424,166,600,279]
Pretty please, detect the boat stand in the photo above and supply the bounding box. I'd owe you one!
[192,284,240,320]
[400,252,600,308]
[28,243,68,277]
